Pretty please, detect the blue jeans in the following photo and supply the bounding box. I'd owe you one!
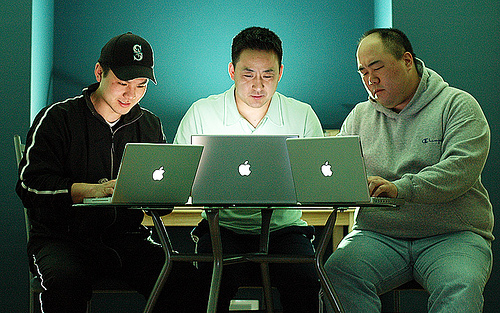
[324,230,492,313]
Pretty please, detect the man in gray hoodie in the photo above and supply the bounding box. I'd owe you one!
[325,28,493,312]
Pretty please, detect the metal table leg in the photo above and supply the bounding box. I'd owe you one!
[205,209,222,313]
[259,209,274,313]
[145,209,226,313]
[143,207,345,313]
[314,208,344,313]
[143,210,174,313]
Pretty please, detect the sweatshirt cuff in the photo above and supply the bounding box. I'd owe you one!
[393,176,413,201]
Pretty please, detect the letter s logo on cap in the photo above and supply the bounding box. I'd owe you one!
[133,44,143,61]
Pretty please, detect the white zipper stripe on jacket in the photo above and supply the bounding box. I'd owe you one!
[19,95,83,195]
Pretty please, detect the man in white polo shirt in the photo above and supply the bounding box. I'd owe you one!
[174,26,323,312]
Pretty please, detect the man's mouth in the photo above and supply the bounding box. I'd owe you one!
[118,100,131,107]
[372,88,383,97]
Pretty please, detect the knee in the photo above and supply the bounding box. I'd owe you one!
[432,271,486,295]
[324,250,360,279]
[324,253,342,274]
[37,261,90,291]
[427,273,486,312]
[426,267,489,311]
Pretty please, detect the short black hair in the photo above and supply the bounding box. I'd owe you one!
[231,27,283,67]
[360,28,416,59]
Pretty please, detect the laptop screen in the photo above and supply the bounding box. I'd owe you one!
[286,136,372,205]
[191,135,298,206]
[84,143,203,205]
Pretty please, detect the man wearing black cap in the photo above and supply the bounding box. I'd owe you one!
[16,32,200,312]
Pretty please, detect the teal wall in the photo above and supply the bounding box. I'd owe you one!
[2,0,499,312]
[0,0,32,312]
[51,0,373,142]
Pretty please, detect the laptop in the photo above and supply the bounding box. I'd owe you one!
[191,135,298,206]
[286,136,405,207]
[83,143,203,205]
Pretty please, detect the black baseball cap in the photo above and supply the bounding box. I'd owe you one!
[98,32,156,84]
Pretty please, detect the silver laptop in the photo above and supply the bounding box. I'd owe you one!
[286,136,404,207]
[191,135,298,206]
[83,143,203,205]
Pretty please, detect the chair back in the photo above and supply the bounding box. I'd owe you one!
[14,134,44,313]
[14,134,25,168]
[13,135,31,242]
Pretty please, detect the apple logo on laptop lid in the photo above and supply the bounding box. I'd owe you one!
[321,161,333,177]
[238,160,251,176]
[152,166,165,181]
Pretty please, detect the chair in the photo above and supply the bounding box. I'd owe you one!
[14,135,39,312]
[14,135,137,313]
[391,280,427,313]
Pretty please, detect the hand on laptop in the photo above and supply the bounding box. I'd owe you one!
[367,176,398,198]
[71,180,116,203]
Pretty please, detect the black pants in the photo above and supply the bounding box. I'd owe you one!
[28,231,204,313]
[194,221,320,312]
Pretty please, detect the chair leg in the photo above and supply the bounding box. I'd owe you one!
[318,289,324,313]
[86,300,91,313]
[30,290,37,313]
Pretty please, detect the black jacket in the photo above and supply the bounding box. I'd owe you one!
[16,83,166,241]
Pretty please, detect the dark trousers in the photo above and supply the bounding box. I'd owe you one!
[28,232,204,313]
[194,221,320,312]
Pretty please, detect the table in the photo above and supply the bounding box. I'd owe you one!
[139,206,355,313]
[141,207,232,313]
[142,208,355,250]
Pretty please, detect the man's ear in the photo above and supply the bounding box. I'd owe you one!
[278,64,284,82]
[228,62,235,81]
[95,63,103,82]
[403,52,413,69]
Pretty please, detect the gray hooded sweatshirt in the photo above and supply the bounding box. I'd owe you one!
[339,59,493,240]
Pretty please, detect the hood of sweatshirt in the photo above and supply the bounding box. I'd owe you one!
[369,59,449,119]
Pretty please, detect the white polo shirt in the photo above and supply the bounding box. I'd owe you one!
[174,85,324,234]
